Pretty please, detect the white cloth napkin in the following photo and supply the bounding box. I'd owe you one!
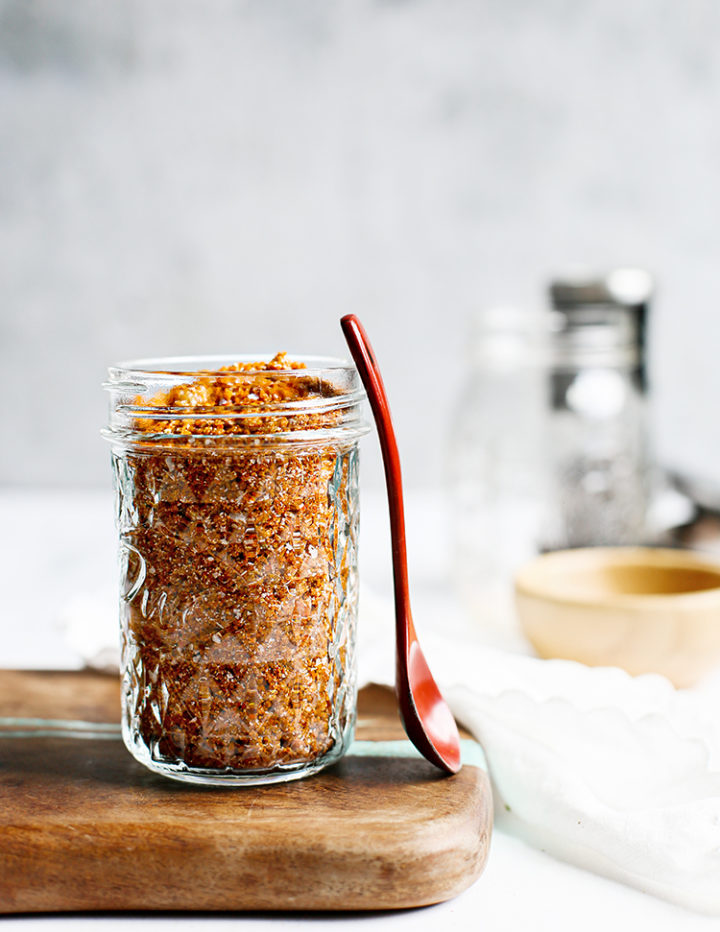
[357,586,720,916]
[63,583,720,915]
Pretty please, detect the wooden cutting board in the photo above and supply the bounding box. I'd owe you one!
[0,670,492,913]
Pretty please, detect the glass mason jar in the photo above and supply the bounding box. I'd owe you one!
[448,309,551,645]
[103,354,368,786]
[449,306,651,644]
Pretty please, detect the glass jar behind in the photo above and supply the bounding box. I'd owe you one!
[103,354,368,786]
[449,309,552,644]
[449,305,651,644]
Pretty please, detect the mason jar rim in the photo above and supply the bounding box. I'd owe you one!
[108,353,356,379]
[103,352,369,448]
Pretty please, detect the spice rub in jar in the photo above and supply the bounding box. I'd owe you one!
[111,354,363,783]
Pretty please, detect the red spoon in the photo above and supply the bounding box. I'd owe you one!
[341,315,461,774]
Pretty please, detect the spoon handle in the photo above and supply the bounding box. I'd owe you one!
[340,315,411,654]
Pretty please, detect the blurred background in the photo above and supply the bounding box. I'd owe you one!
[3,0,720,666]
[1,0,719,493]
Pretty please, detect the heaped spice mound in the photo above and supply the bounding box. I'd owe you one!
[115,354,358,775]
[135,352,342,437]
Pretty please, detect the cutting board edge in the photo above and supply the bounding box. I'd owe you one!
[0,670,493,913]
[1,768,492,913]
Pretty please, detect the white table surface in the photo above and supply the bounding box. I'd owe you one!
[1,487,719,932]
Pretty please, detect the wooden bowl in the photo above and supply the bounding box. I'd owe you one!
[514,547,720,687]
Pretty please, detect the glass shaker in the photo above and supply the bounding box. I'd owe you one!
[543,268,654,548]
[538,305,650,550]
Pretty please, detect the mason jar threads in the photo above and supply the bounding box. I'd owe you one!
[103,354,368,786]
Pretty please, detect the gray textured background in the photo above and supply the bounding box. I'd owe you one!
[1,0,718,489]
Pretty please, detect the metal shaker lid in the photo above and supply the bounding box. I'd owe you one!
[548,268,654,385]
[549,268,654,312]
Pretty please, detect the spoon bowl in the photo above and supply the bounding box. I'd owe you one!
[341,315,461,774]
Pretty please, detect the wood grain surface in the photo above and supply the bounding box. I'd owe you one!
[0,670,492,913]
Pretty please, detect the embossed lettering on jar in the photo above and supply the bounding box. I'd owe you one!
[103,354,368,785]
